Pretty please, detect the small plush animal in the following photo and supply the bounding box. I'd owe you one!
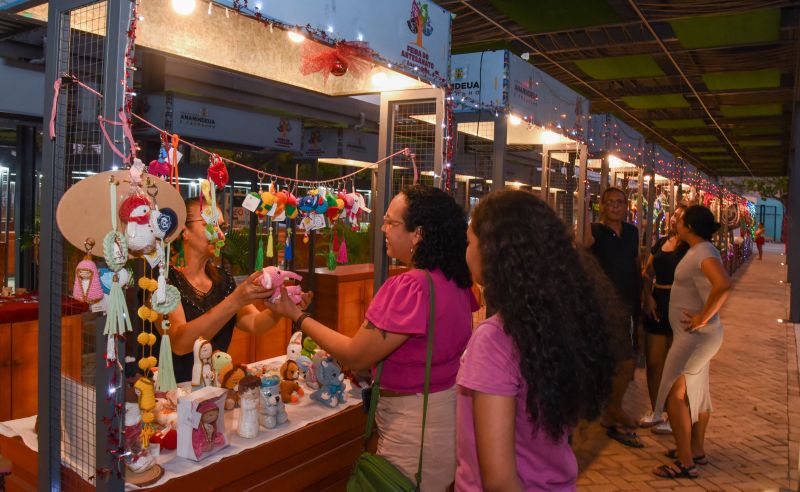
[303,349,329,390]
[286,331,302,361]
[310,358,347,408]
[219,364,248,410]
[259,266,304,304]
[279,359,305,404]
[258,376,288,429]
[211,351,233,386]
[301,337,318,359]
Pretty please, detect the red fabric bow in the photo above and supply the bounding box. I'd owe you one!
[208,154,229,188]
[300,41,374,83]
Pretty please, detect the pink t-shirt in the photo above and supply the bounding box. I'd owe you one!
[365,268,477,393]
[456,315,577,492]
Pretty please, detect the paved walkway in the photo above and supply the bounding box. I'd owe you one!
[573,242,798,491]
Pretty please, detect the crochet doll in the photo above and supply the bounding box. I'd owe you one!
[236,375,262,438]
[192,337,215,388]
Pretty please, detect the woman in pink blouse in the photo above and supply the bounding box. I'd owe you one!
[267,185,476,491]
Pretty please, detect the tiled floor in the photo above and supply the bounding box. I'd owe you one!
[573,243,797,491]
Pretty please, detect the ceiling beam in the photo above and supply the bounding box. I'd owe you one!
[626,0,754,176]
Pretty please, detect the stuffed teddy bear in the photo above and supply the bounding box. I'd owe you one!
[259,266,304,304]
[279,359,305,404]
[310,357,347,408]
[258,375,288,429]
[218,364,248,410]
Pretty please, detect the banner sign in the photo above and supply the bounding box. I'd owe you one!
[145,95,301,151]
[449,51,505,110]
[302,128,377,161]
[217,0,452,84]
[450,50,588,137]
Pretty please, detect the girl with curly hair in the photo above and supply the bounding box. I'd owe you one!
[457,190,616,491]
[267,184,476,490]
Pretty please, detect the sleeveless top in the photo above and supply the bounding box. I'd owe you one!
[651,236,689,286]
[168,265,237,384]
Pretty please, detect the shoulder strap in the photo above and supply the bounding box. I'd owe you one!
[414,271,435,486]
[362,272,436,489]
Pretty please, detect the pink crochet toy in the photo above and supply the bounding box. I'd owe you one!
[72,258,104,304]
[259,266,304,304]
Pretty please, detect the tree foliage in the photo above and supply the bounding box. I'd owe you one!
[741,177,789,208]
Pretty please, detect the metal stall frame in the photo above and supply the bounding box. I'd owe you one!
[374,88,445,290]
[541,142,589,243]
[41,1,130,490]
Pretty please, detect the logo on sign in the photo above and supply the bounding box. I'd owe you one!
[305,130,324,156]
[407,0,433,48]
[178,107,215,129]
[274,118,294,149]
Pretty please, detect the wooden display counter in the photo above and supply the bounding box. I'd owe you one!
[299,264,407,337]
[0,403,367,492]
[0,314,83,422]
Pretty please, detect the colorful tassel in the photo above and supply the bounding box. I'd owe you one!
[284,228,293,265]
[332,229,339,254]
[255,236,264,270]
[156,319,177,392]
[338,235,348,264]
[327,237,336,271]
[266,227,274,258]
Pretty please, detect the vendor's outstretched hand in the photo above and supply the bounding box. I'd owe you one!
[264,286,304,322]
[232,271,275,307]
[298,291,314,311]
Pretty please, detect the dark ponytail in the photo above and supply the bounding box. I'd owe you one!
[683,205,720,241]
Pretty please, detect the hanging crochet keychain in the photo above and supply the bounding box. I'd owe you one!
[72,240,104,304]
[103,177,133,362]
[153,241,179,392]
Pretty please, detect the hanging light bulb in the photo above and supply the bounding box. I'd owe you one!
[172,0,196,15]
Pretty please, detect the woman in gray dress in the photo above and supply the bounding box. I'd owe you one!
[652,205,732,479]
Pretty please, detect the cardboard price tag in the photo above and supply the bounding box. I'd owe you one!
[241,194,261,213]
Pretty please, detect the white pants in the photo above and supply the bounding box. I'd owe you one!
[376,386,456,492]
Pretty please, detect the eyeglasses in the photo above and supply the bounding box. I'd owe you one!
[187,219,227,228]
[383,214,404,229]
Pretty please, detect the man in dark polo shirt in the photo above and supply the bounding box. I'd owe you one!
[586,186,643,448]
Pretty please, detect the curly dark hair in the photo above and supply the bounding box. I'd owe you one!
[683,205,720,241]
[471,190,616,440]
[402,184,472,288]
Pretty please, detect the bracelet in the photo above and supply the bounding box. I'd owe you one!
[295,312,311,330]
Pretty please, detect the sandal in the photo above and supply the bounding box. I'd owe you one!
[652,460,699,479]
[665,448,708,465]
[605,426,644,448]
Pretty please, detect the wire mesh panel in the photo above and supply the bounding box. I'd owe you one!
[388,101,437,194]
[43,1,114,490]
[455,121,493,211]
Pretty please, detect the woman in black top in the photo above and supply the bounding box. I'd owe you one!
[166,197,310,383]
[639,206,688,429]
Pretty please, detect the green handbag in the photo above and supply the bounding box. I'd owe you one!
[347,272,436,492]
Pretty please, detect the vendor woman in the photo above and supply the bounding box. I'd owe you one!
[166,197,311,383]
